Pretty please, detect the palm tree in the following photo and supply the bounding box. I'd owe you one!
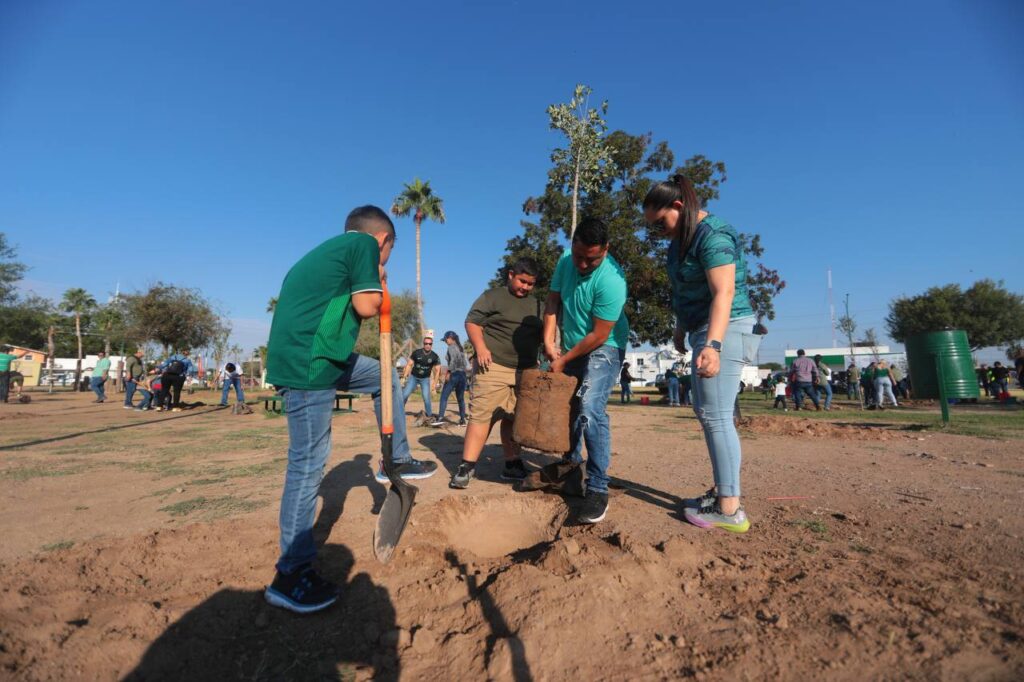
[60,288,97,391]
[391,178,445,332]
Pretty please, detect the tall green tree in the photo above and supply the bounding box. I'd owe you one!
[0,294,53,349]
[495,130,784,346]
[391,178,445,333]
[0,232,27,305]
[354,289,420,359]
[95,296,130,355]
[124,283,228,353]
[60,288,97,390]
[885,279,1024,351]
[837,295,858,365]
[544,84,617,240]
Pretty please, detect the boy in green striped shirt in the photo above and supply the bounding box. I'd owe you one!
[264,205,437,614]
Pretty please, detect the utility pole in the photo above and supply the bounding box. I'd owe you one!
[828,268,837,348]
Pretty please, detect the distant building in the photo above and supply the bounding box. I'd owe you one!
[623,347,690,385]
[784,346,906,371]
[4,345,48,364]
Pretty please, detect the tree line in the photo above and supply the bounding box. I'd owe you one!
[0,233,232,385]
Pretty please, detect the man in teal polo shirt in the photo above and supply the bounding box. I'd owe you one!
[544,217,630,524]
[90,351,111,403]
[264,205,437,615]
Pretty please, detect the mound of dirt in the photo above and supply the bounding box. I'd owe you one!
[738,416,917,440]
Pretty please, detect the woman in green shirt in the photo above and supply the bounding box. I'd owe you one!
[644,174,762,534]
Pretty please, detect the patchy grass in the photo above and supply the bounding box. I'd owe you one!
[185,477,228,486]
[791,519,829,536]
[850,543,873,554]
[158,495,268,519]
[41,540,75,552]
[1,464,89,481]
[736,392,1024,440]
[117,459,191,478]
[210,458,287,479]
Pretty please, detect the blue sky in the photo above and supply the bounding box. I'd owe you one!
[2,0,1022,363]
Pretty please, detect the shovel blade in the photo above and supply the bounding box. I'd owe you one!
[373,481,417,563]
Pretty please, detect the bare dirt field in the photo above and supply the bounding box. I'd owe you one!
[1,388,1022,681]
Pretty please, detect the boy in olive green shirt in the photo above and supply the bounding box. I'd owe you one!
[263,205,436,615]
[449,257,544,489]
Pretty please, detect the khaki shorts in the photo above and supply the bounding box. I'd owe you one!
[469,362,521,425]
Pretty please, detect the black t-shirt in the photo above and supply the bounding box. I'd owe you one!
[991,366,1009,381]
[410,349,441,379]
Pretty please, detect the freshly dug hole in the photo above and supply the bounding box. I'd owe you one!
[434,495,565,558]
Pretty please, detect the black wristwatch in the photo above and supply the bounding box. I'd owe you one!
[707,340,723,352]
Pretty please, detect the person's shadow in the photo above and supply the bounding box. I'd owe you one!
[418,431,511,482]
[123,543,400,681]
[315,454,388,529]
[125,456,399,681]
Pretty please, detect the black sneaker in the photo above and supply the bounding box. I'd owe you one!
[501,459,529,481]
[449,462,475,489]
[374,458,439,483]
[264,565,338,614]
[429,416,446,427]
[578,491,608,524]
[457,419,467,426]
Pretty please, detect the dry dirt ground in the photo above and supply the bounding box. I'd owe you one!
[1,389,1022,681]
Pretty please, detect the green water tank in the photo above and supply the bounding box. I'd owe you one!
[905,330,980,400]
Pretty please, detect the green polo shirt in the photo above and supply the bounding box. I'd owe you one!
[266,232,382,390]
[550,250,630,351]
[0,353,15,372]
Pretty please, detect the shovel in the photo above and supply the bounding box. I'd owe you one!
[373,285,418,563]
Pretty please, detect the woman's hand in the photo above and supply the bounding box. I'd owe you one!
[695,346,720,378]
[673,328,687,353]
[544,343,561,362]
[549,356,567,374]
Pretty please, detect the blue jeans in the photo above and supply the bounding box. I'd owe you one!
[681,382,691,405]
[565,344,624,495]
[993,379,1009,396]
[124,379,138,406]
[793,381,819,409]
[275,353,411,574]
[821,380,833,409]
[667,377,680,404]
[90,376,107,401]
[138,388,154,409]
[689,316,761,498]
[402,375,433,416]
[220,376,245,405]
[437,371,466,420]
[620,381,632,403]
[875,377,898,407]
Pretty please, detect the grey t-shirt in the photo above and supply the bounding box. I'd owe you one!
[445,343,468,373]
[465,287,543,369]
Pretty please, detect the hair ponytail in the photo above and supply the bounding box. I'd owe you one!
[643,174,701,255]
